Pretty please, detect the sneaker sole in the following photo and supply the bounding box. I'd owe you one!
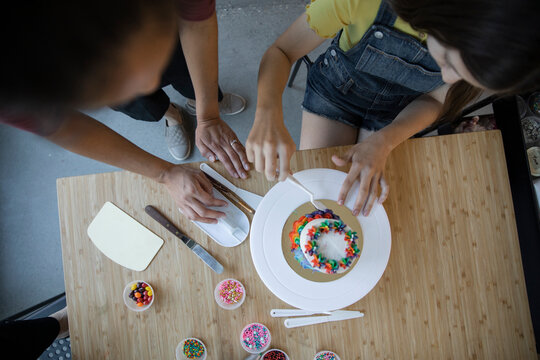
[221,96,246,116]
[185,99,246,116]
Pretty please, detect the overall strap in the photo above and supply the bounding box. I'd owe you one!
[373,0,397,26]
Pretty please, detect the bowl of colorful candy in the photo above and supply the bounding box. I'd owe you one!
[314,350,340,360]
[240,323,271,354]
[214,278,245,310]
[262,348,289,360]
[123,280,154,312]
[176,338,207,360]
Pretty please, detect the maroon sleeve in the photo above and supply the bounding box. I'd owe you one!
[0,109,65,136]
[177,0,216,21]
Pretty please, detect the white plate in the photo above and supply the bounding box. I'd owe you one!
[250,168,391,311]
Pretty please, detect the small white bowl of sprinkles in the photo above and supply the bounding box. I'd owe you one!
[176,337,207,360]
[214,278,245,310]
[240,323,271,354]
[262,348,289,360]
[314,350,340,360]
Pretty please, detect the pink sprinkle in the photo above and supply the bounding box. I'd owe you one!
[241,323,270,351]
[218,279,244,304]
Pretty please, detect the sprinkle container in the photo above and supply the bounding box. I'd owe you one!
[176,337,207,360]
[123,280,155,312]
[522,116,540,144]
[262,348,289,360]
[528,92,540,116]
[214,278,246,310]
[240,323,271,354]
[314,350,341,360]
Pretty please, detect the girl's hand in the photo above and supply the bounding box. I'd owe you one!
[332,134,391,216]
[162,165,228,223]
[246,108,296,181]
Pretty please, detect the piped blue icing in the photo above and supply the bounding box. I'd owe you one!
[293,247,314,270]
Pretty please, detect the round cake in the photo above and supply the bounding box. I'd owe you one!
[289,210,360,273]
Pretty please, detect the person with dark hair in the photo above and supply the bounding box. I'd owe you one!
[0,0,249,223]
[246,0,540,216]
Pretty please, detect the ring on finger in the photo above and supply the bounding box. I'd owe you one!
[230,139,239,146]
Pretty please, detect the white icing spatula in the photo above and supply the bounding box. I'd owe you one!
[287,174,326,210]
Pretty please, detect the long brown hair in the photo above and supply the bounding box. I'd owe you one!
[389,0,540,122]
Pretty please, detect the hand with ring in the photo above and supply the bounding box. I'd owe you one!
[195,117,250,178]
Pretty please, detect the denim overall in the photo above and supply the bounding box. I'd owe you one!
[302,0,445,130]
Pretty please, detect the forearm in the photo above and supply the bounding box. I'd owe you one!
[46,111,174,183]
[178,13,220,122]
[257,13,324,118]
[374,94,443,152]
[255,46,294,115]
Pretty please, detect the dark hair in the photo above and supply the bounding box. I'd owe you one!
[389,0,540,121]
[0,0,176,111]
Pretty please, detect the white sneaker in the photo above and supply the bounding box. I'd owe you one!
[49,306,69,339]
[185,93,246,116]
[165,104,192,161]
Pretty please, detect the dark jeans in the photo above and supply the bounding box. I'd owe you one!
[1,317,59,359]
[114,41,224,122]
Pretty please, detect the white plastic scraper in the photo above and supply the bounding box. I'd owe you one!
[87,202,163,271]
[185,189,250,247]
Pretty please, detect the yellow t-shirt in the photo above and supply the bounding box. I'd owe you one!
[305,0,426,51]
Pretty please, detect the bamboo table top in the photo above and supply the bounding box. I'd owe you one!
[56,130,536,359]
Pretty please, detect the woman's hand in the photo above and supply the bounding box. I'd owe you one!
[246,107,296,181]
[161,165,228,223]
[332,134,391,216]
[195,117,250,179]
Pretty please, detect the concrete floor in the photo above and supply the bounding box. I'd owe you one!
[0,0,324,319]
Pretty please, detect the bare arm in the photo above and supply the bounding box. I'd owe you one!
[247,13,326,181]
[178,12,249,179]
[371,86,449,152]
[257,13,325,109]
[46,111,173,181]
[177,13,220,121]
[46,111,227,223]
[333,85,450,215]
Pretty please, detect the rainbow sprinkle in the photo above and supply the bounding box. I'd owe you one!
[218,279,244,304]
[183,339,205,359]
[241,323,270,352]
[289,210,339,252]
[315,351,338,360]
[304,220,360,274]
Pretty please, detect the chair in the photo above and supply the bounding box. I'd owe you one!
[287,55,313,87]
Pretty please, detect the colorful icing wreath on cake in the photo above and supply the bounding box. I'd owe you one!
[289,209,360,274]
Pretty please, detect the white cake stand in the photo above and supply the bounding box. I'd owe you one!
[250,168,391,311]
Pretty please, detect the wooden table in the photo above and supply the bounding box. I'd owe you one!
[57,131,537,359]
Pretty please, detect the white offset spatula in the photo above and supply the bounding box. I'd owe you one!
[283,310,364,328]
[287,174,326,210]
[270,308,364,328]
